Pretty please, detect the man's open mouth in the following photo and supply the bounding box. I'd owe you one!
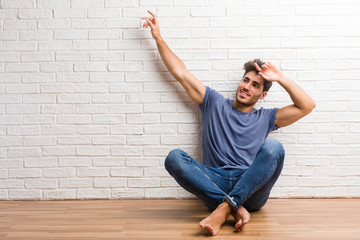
[240,90,250,97]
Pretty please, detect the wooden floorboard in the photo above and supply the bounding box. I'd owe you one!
[1,199,360,239]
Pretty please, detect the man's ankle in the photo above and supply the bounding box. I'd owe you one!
[218,201,232,214]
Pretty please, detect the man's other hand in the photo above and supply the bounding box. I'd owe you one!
[255,62,286,83]
[142,10,162,41]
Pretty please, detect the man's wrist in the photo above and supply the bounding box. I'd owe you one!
[277,75,291,85]
[154,34,163,42]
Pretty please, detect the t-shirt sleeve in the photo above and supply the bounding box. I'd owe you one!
[199,86,223,114]
[268,108,279,131]
[260,107,280,135]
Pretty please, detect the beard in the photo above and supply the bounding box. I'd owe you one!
[235,89,262,107]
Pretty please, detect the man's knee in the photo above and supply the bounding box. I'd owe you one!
[261,138,285,162]
[164,149,186,172]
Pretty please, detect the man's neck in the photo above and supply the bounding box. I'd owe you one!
[232,100,254,113]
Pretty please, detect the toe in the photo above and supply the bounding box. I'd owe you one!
[235,219,242,230]
[206,224,218,236]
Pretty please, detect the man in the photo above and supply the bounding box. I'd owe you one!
[142,10,316,236]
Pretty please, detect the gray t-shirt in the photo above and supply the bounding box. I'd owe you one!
[199,86,279,169]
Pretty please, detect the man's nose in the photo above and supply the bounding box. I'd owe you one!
[243,82,251,90]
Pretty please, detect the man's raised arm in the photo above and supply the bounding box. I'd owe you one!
[255,62,316,128]
[142,10,206,105]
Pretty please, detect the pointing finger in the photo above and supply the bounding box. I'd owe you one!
[148,10,156,17]
[147,10,157,24]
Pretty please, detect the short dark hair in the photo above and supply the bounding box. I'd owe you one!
[243,59,272,92]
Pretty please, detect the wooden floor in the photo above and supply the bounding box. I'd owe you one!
[1,199,360,240]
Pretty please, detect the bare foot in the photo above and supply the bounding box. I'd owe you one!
[199,202,232,236]
[232,206,251,232]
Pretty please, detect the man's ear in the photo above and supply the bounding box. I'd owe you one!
[260,91,267,100]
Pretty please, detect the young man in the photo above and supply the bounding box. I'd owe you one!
[142,11,316,236]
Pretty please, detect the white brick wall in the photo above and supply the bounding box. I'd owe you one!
[1,0,360,200]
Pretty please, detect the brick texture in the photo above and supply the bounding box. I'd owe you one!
[1,0,360,200]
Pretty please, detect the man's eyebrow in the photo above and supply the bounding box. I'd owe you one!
[243,77,261,86]
[253,81,261,86]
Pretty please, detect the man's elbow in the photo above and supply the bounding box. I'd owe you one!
[305,101,316,115]
[171,68,186,82]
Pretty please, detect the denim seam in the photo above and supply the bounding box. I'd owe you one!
[229,170,233,190]
[223,195,237,209]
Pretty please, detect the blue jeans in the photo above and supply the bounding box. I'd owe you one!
[164,139,285,212]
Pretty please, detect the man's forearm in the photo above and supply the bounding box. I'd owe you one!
[154,36,188,81]
[278,76,316,113]
[143,11,206,105]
